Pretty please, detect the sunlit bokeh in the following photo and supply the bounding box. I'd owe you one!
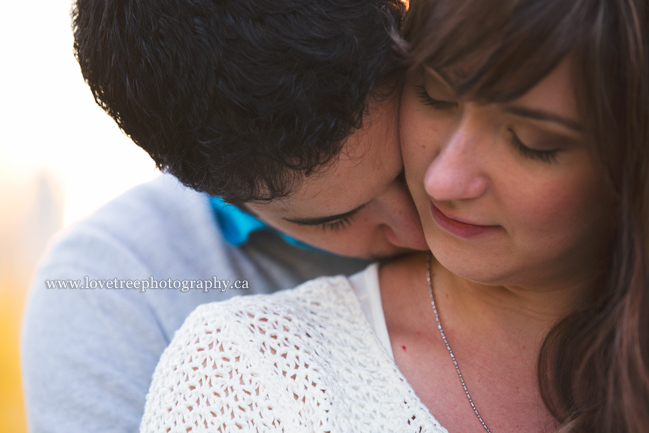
[0,1,158,431]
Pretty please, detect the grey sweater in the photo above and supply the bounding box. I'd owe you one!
[21,174,367,433]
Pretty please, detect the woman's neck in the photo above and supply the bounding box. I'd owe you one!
[379,251,565,433]
[435,262,587,341]
[381,251,596,358]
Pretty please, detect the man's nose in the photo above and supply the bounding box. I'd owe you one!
[374,174,429,250]
[424,117,489,203]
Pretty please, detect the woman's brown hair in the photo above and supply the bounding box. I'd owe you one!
[401,0,649,432]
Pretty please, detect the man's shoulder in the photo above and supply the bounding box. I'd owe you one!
[20,175,368,433]
[46,174,219,271]
[40,173,367,283]
[27,173,369,334]
[80,174,212,241]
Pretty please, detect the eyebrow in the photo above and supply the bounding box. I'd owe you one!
[503,105,583,132]
[283,203,368,226]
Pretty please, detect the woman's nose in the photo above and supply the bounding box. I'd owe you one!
[424,118,489,202]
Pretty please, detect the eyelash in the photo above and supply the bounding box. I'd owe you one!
[509,129,558,164]
[320,214,355,232]
[415,85,458,110]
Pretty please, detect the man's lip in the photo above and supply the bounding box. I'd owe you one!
[430,201,499,238]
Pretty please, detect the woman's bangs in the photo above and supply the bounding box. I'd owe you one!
[404,0,596,103]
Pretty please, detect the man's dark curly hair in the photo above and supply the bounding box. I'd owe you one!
[72,0,406,204]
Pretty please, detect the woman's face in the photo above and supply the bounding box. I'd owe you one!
[401,57,615,292]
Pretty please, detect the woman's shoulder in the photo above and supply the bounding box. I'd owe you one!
[139,274,366,431]
[141,270,447,433]
[165,272,379,374]
[183,273,362,332]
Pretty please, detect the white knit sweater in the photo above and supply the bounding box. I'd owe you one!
[140,272,448,432]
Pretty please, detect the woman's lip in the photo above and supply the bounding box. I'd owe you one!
[430,202,499,238]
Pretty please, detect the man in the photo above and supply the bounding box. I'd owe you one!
[21,0,425,431]
[72,0,424,259]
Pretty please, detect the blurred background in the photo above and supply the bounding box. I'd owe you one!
[0,1,158,431]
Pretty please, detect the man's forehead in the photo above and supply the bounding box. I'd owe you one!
[248,94,402,220]
[247,156,399,221]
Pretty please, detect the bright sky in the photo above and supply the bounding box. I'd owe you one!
[0,0,158,228]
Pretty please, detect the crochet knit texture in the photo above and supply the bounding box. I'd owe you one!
[140,275,448,432]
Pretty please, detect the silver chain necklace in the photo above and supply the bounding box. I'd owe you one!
[426,251,493,433]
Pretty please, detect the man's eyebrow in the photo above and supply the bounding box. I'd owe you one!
[283,203,367,226]
[503,105,583,132]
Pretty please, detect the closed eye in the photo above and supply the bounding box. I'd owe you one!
[320,214,356,232]
[508,129,559,164]
[415,85,458,110]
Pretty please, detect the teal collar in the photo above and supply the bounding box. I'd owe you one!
[209,197,319,251]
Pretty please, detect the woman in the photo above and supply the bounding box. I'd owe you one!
[140,0,648,432]
[389,0,648,431]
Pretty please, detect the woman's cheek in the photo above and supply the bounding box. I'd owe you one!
[510,172,602,252]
